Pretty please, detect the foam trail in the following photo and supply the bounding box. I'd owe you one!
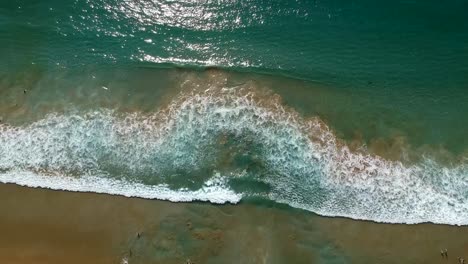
[0,171,241,204]
[0,85,466,225]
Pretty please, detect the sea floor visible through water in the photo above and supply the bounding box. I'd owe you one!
[0,67,467,263]
[0,183,467,264]
[2,0,468,262]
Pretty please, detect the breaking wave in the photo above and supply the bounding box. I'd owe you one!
[0,76,466,225]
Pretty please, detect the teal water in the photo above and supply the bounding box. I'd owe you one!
[2,0,468,151]
[0,0,467,225]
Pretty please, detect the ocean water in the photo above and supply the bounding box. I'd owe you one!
[0,0,467,226]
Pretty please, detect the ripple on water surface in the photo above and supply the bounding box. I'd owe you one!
[0,71,466,225]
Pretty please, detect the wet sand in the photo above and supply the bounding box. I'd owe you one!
[0,183,467,264]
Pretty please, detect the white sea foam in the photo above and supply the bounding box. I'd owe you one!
[0,85,466,225]
[0,170,240,204]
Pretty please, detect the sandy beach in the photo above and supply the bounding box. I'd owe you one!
[2,0,468,263]
[0,183,466,264]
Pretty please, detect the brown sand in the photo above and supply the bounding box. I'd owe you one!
[0,184,184,264]
[0,183,467,264]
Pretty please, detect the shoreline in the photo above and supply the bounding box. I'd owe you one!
[3,181,467,227]
[1,183,467,263]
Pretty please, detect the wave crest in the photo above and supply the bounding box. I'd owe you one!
[0,75,466,225]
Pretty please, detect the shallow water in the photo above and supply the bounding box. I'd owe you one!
[0,68,466,225]
[2,0,468,150]
[0,0,467,260]
[0,184,467,264]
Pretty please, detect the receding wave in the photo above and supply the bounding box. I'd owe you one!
[0,74,466,225]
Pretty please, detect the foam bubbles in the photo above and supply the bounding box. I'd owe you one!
[0,170,240,204]
[0,83,466,225]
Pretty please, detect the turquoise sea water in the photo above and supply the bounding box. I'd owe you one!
[0,0,467,225]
